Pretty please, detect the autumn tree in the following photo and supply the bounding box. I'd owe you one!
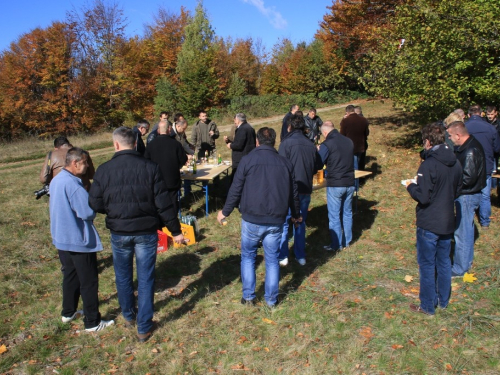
[0,22,76,138]
[317,0,403,88]
[365,0,500,121]
[67,0,128,128]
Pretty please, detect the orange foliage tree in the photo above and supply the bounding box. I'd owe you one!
[316,0,403,87]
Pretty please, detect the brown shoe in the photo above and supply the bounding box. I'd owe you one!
[123,319,136,328]
[137,331,152,343]
[409,303,433,316]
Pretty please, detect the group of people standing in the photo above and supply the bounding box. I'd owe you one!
[406,104,499,315]
[42,103,370,340]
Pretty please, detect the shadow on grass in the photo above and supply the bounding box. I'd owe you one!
[269,197,378,301]
[157,254,261,323]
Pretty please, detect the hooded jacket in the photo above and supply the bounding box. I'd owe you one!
[407,144,463,235]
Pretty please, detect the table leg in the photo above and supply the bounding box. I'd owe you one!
[204,182,209,217]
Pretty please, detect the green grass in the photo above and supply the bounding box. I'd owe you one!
[0,100,499,374]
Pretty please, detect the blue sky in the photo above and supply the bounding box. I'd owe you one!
[0,0,333,53]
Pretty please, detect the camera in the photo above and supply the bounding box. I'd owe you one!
[34,184,50,200]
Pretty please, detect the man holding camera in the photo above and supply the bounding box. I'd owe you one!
[50,147,114,331]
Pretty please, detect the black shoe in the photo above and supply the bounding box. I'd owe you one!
[240,297,256,306]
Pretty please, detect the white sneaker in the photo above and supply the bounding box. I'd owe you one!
[279,258,288,267]
[324,245,334,251]
[62,310,84,323]
[296,258,306,266]
[85,320,115,332]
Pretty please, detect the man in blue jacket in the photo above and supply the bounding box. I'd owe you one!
[406,123,463,315]
[217,127,301,307]
[278,114,322,266]
[318,121,355,251]
[465,104,500,229]
[50,148,114,332]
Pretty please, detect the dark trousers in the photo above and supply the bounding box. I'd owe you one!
[167,189,180,214]
[58,250,101,329]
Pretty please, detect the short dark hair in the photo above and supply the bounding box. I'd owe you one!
[174,112,184,123]
[346,105,356,113]
[257,127,276,147]
[113,126,136,147]
[199,110,207,116]
[486,105,497,113]
[54,136,70,148]
[422,122,445,147]
[447,121,469,136]
[65,147,87,166]
[290,104,299,112]
[468,104,482,115]
[290,114,305,131]
[160,111,170,118]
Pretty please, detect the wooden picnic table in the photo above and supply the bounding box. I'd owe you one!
[181,162,232,216]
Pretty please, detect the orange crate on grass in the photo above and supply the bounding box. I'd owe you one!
[161,223,197,248]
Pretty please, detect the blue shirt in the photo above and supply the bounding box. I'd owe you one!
[49,169,102,252]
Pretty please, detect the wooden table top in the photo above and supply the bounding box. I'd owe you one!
[181,162,232,181]
[312,170,373,191]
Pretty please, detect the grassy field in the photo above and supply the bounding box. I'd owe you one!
[0,100,499,374]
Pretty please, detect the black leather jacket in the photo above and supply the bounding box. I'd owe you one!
[455,135,486,195]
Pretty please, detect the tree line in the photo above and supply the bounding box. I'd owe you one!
[0,0,498,139]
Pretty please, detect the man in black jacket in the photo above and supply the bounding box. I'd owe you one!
[217,127,300,307]
[89,127,185,342]
[225,113,256,179]
[465,104,500,229]
[145,121,187,213]
[132,120,149,156]
[278,114,322,266]
[447,121,486,277]
[406,123,463,315]
[318,121,355,251]
[280,104,299,141]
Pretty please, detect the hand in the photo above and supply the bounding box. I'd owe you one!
[226,142,231,149]
[217,210,226,225]
[173,234,186,245]
[223,136,228,142]
[291,216,303,228]
[209,130,214,137]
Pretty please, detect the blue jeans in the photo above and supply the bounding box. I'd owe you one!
[279,194,311,261]
[327,186,355,250]
[479,175,491,227]
[416,227,452,314]
[353,153,362,191]
[241,220,282,306]
[110,233,158,334]
[452,194,480,276]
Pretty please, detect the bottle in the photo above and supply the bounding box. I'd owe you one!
[192,155,197,174]
[213,147,217,164]
[205,150,208,163]
[218,153,222,165]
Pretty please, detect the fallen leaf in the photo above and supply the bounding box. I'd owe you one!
[125,355,134,362]
[189,351,198,356]
[463,273,477,283]
[404,275,414,283]
[262,318,277,325]
[446,363,453,371]
[391,344,404,350]
[0,345,7,354]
